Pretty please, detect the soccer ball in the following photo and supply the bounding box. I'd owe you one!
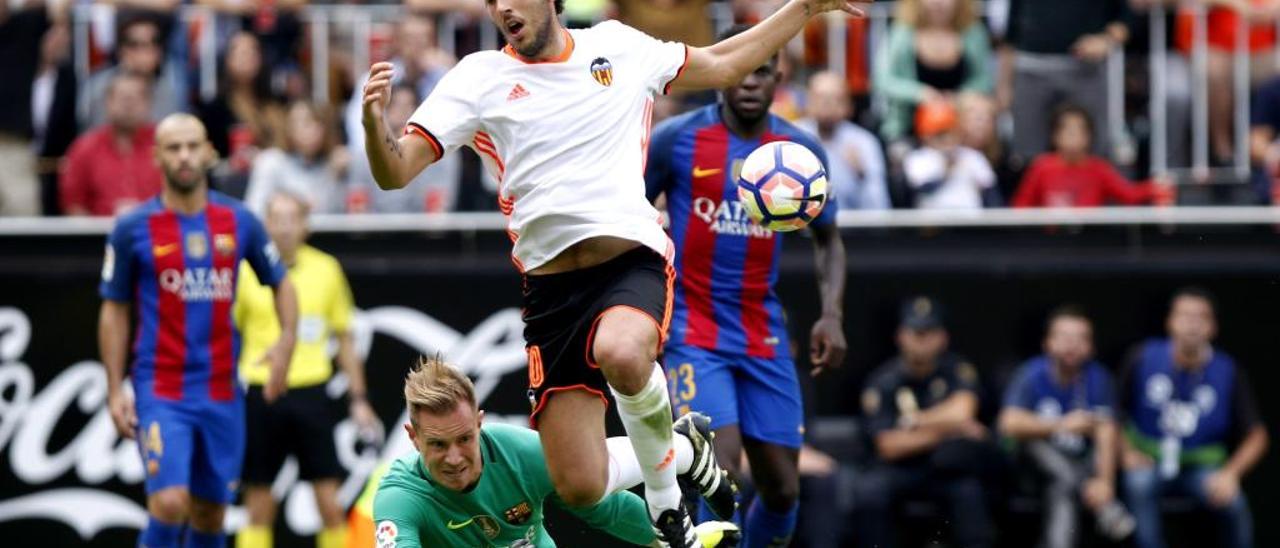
[736,141,828,232]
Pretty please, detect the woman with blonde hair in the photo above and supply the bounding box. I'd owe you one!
[873,0,994,145]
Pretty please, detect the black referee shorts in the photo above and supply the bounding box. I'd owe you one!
[243,384,343,484]
[523,246,674,428]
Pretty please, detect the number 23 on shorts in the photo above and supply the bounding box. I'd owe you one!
[666,363,697,417]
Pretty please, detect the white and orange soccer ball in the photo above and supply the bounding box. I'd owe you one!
[736,141,829,232]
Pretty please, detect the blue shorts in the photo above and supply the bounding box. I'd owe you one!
[663,343,804,448]
[134,394,245,504]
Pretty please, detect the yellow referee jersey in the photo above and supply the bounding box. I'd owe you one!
[234,245,354,388]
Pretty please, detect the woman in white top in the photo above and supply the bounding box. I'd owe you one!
[245,100,349,216]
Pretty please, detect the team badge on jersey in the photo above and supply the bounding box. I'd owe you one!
[186,233,208,259]
[214,233,236,256]
[504,501,533,525]
[590,57,613,87]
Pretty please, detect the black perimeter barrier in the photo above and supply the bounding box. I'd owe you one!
[0,216,1276,547]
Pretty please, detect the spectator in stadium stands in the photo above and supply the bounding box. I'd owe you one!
[803,15,871,107]
[873,0,993,147]
[1001,0,1128,162]
[79,13,185,130]
[234,191,381,548]
[854,296,994,548]
[59,73,163,216]
[0,0,59,217]
[796,71,890,210]
[195,0,304,73]
[245,100,349,215]
[198,31,286,196]
[956,92,1023,201]
[1012,105,1173,208]
[33,21,78,216]
[904,98,999,209]
[343,14,453,185]
[998,306,1136,548]
[1248,74,1280,202]
[1119,288,1268,548]
[346,84,460,213]
[1174,1,1277,165]
[403,0,488,58]
[1126,0,1192,173]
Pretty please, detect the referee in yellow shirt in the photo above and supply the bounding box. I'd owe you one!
[234,192,380,548]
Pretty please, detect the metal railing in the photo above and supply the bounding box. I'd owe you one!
[4,207,1279,235]
[70,2,1274,184]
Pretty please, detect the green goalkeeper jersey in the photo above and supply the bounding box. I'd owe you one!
[373,422,654,548]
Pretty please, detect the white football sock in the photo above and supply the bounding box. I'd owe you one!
[610,363,683,519]
[603,431,694,497]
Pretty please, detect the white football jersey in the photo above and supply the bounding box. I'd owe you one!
[406,20,688,272]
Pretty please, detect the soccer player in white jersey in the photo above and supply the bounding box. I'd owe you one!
[360,0,866,545]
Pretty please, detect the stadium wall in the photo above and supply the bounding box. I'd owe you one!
[0,219,1275,547]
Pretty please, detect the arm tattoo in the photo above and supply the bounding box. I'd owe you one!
[384,132,403,159]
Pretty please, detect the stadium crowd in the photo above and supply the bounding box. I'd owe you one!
[9,0,1280,217]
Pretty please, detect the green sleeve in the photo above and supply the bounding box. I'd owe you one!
[372,484,427,548]
[552,490,655,546]
[873,25,926,103]
[960,25,995,94]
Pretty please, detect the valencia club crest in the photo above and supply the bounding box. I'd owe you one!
[590,57,612,87]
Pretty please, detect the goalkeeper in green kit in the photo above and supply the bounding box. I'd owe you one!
[373,357,740,548]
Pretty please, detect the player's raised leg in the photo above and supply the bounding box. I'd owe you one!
[593,306,697,546]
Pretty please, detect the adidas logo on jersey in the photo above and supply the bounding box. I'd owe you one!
[507,83,530,102]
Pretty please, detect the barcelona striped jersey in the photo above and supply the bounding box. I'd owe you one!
[100,192,285,402]
[645,105,837,358]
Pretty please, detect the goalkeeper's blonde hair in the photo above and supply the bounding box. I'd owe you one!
[404,355,476,426]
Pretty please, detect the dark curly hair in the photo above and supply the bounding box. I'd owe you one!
[555,0,563,13]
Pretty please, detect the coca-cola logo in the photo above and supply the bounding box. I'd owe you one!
[0,304,530,539]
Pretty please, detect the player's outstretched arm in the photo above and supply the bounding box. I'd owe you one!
[671,0,869,91]
[361,62,439,190]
